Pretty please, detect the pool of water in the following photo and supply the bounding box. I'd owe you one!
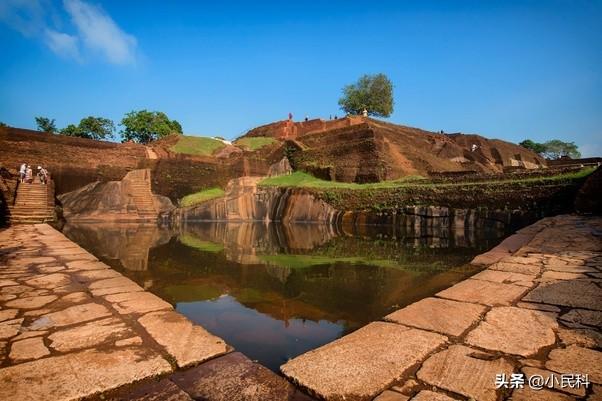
[62,221,509,371]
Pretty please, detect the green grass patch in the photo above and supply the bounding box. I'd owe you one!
[170,135,225,156]
[180,187,225,207]
[163,284,222,302]
[235,137,277,150]
[179,234,224,253]
[259,167,595,190]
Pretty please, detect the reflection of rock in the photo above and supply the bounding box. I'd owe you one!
[62,223,172,271]
[59,169,174,222]
[172,177,339,223]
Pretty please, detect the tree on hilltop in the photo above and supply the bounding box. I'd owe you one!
[120,110,183,143]
[35,116,57,133]
[519,139,581,159]
[59,116,115,140]
[338,73,394,117]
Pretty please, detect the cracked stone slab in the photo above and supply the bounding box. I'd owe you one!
[0,347,172,401]
[0,309,18,323]
[489,261,542,276]
[30,302,112,329]
[523,281,602,310]
[104,292,172,315]
[9,337,50,362]
[138,311,230,368]
[557,327,602,348]
[471,269,536,287]
[5,295,58,309]
[117,378,193,401]
[466,306,557,357]
[48,317,132,352]
[417,345,514,401]
[24,273,71,289]
[546,345,602,384]
[385,297,486,337]
[374,390,409,400]
[281,322,447,400]
[171,352,314,401]
[559,309,602,329]
[436,279,527,306]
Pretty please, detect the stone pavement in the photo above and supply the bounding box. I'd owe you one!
[281,215,602,401]
[0,224,312,401]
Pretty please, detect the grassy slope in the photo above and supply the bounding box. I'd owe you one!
[235,137,277,150]
[178,234,224,253]
[259,169,595,189]
[171,136,225,156]
[180,187,225,207]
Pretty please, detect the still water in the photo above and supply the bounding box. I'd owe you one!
[62,221,509,371]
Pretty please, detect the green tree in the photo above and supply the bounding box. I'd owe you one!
[0,121,8,128]
[35,116,57,133]
[59,116,115,140]
[120,110,183,143]
[542,139,581,159]
[519,139,546,154]
[338,73,394,117]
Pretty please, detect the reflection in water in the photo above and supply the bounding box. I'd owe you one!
[62,220,509,371]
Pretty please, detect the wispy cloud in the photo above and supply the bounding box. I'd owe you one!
[0,0,137,65]
[63,0,136,65]
[43,27,80,60]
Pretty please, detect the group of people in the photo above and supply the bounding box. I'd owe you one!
[19,163,49,184]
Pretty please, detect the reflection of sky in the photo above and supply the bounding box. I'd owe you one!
[177,295,344,371]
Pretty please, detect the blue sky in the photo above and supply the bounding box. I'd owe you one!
[1,1,601,156]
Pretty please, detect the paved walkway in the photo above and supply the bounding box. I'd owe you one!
[281,215,602,401]
[0,224,311,401]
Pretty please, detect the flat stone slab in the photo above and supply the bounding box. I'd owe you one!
[373,390,409,400]
[546,345,602,384]
[466,306,557,357]
[436,279,527,306]
[9,337,50,362]
[523,280,602,310]
[281,322,447,400]
[0,347,172,401]
[471,269,535,287]
[559,309,602,329]
[416,345,514,401]
[138,311,230,368]
[385,297,486,337]
[557,327,602,348]
[24,273,71,289]
[30,302,112,329]
[489,261,542,275]
[171,352,314,401]
[104,292,172,315]
[48,317,132,352]
[117,378,193,401]
[0,309,18,322]
[5,295,58,309]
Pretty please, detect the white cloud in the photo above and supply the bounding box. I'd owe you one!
[44,28,80,60]
[63,0,137,65]
[0,0,137,65]
[579,142,602,158]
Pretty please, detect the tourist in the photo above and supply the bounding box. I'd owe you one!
[37,166,48,184]
[471,144,478,152]
[19,162,26,183]
[288,112,293,120]
[304,115,309,122]
[25,165,33,183]
[362,108,368,117]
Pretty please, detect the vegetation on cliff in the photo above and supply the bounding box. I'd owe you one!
[171,136,225,157]
[180,187,225,207]
[60,116,115,140]
[121,110,183,143]
[520,139,581,159]
[234,137,277,151]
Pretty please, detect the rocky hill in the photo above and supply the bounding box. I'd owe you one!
[241,117,546,183]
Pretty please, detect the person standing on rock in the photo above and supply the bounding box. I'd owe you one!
[19,163,26,183]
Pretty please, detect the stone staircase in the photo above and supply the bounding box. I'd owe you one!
[125,169,158,220]
[8,179,56,224]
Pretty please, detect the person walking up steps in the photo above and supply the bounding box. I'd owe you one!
[25,165,33,184]
[19,162,26,183]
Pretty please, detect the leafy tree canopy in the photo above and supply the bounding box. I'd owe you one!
[35,116,57,133]
[338,73,394,117]
[542,139,581,160]
[519,139,581,159]
[121,110,183,143]
[59,116,115,140]
[0,121,8,128]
